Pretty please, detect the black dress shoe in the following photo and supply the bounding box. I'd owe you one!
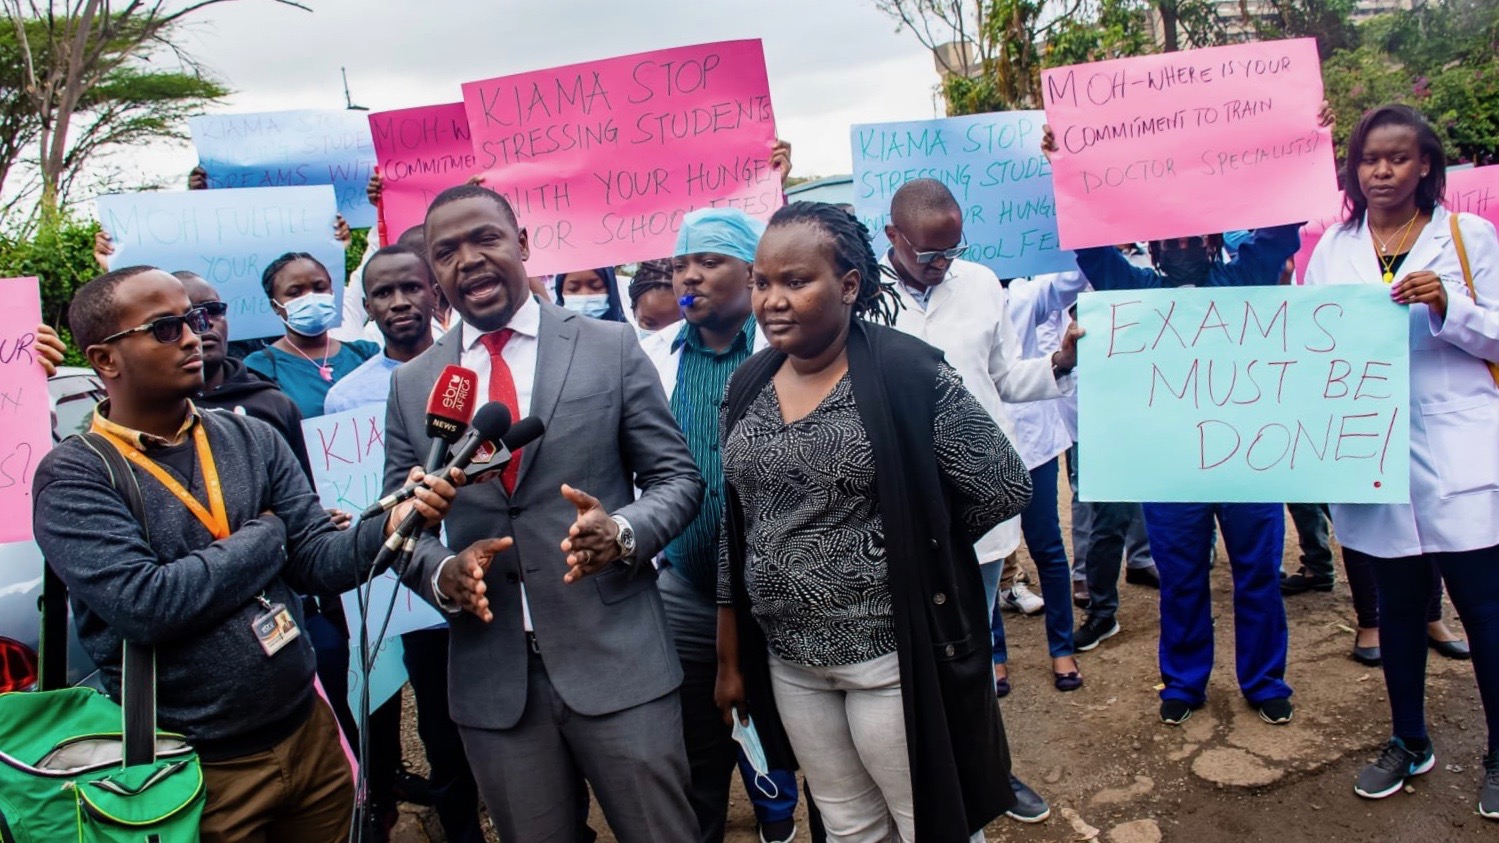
[1125,565,1161,588]
[1430,636,1472,660]
[1280,569,1334,595]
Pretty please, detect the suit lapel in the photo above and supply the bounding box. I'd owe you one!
[516,303,579,491]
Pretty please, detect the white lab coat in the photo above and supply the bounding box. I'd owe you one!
[1304,206,1499,556]
[887,257,1074,562]
[1003,271,1088,469]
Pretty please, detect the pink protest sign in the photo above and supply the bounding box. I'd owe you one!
[0,277,52,543]
[1041,38,1340,249]
[461,40,780,275]
[1447,165,1499,226]
[368,103,477,244]
[1292,165,1499,282]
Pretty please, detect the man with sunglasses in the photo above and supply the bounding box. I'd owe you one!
[177,271,315,478]
[882,177,1078,825]
[33,266,470,841]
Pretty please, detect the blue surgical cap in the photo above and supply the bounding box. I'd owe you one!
[673,208,766,264]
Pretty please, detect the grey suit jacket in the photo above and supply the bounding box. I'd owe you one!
[384,299,703,729]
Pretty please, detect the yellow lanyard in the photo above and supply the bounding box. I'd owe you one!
[93,421,231,540]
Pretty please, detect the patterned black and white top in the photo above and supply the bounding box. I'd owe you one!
[718,362,1030,667]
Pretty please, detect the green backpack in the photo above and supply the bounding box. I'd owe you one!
[0,433,205,842]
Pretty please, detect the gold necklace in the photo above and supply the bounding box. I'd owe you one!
[1372,213,1421,284]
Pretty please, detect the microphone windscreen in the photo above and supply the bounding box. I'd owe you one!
[426,366,479,441]
[469,402,513,442]
[501,416,546,451]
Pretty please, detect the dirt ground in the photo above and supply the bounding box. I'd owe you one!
[392,481,1493,843]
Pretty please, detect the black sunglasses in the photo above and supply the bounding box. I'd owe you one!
[99,306,213,345]
[198,301,229,318]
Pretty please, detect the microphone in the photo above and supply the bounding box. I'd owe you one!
[372,402,513,571]
[462,416,546,483]
[423,365,479,472]
[361,366,480,519]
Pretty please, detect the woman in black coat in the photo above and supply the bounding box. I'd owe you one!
[714,202,1033,842]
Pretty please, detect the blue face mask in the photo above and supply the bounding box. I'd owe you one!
[636,324,656,341]
[282,292,337,336]
[564,294,610,319]
[730,709,779,800]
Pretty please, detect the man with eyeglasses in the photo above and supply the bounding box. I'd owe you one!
[882,177,1080,826]
[33,265,467,841]
[176,271,315,478]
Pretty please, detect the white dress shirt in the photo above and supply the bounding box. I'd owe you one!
[432,294,543,628]
[886,255,1074,562]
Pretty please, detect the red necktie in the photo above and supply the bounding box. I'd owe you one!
[480,330,521,494]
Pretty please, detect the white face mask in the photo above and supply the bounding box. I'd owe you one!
[563,294,610,319]
[636,325,657,341]
[730,709,779,799]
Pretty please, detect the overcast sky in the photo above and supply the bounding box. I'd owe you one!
[119,0,945,192]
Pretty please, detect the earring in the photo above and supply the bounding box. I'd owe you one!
[1421,171,1429,177]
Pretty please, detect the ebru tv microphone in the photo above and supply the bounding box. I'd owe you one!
[423,365,479,473]
[372,402,513,571]
[361,365,479,519]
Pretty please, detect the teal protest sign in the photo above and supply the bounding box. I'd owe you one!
[96,185,346,341]
[302,403,445,712]
[1077,285,1410,503]
[190,109,377,229]
[851,110,1076,279]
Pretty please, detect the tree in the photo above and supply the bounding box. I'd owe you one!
[3,0,305,227]
[872,0,1221,116]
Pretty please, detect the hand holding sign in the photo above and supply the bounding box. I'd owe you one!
[560,483,621,582]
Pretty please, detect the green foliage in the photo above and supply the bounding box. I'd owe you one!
[0,215,102,365]
[1045,0,1156,69]
[346,228,369,279]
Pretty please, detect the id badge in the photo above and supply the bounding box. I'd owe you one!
[251,603,300,657]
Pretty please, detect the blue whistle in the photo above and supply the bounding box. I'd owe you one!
[679,295,696,307]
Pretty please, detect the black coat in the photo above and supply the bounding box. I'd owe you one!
[197,357,313,479]
[721,320,1025,841]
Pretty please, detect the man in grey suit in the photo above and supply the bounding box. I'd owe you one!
[383,184,704,842]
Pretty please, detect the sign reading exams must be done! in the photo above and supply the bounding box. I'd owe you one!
[1041,38,1340,249]
[1077,286,1411,504]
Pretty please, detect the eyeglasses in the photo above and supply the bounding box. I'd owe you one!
[895,229,968,265]
[198,301,228,318]
[98,306,213,345]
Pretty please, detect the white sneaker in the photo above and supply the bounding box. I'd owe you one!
[1001,583,1044,615]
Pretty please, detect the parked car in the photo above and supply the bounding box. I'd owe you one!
[0,366,106,692]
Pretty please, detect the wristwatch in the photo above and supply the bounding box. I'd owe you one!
[611,515,636,560]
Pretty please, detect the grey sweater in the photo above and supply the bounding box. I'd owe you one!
[33,408,387,760]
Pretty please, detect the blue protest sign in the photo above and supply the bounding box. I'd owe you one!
[851,111,1076,279]
[190,109,377,229]
[1077,285,1411,503]
[96,186,346,341]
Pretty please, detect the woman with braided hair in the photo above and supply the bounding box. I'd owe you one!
[714,202,1032,842]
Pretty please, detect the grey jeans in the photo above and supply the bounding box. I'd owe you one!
[768,651,986,843]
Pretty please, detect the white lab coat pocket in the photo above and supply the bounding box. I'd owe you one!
[1421,395,1499,498]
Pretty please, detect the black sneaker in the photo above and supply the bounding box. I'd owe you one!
[1160,699,1200,725]
[1480,753,1499,820]
[1005,774,1051,823]
[1257,697,1294,725]
[1354,737,1435,799]
[758,818,797,843]
[1280,568,1334,595]
[1074,615,1120,652]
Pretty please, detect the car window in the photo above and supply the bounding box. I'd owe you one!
[49,374,104,441]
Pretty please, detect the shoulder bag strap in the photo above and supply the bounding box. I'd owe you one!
[77,432,158,766]
[1448,213,1499,388]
